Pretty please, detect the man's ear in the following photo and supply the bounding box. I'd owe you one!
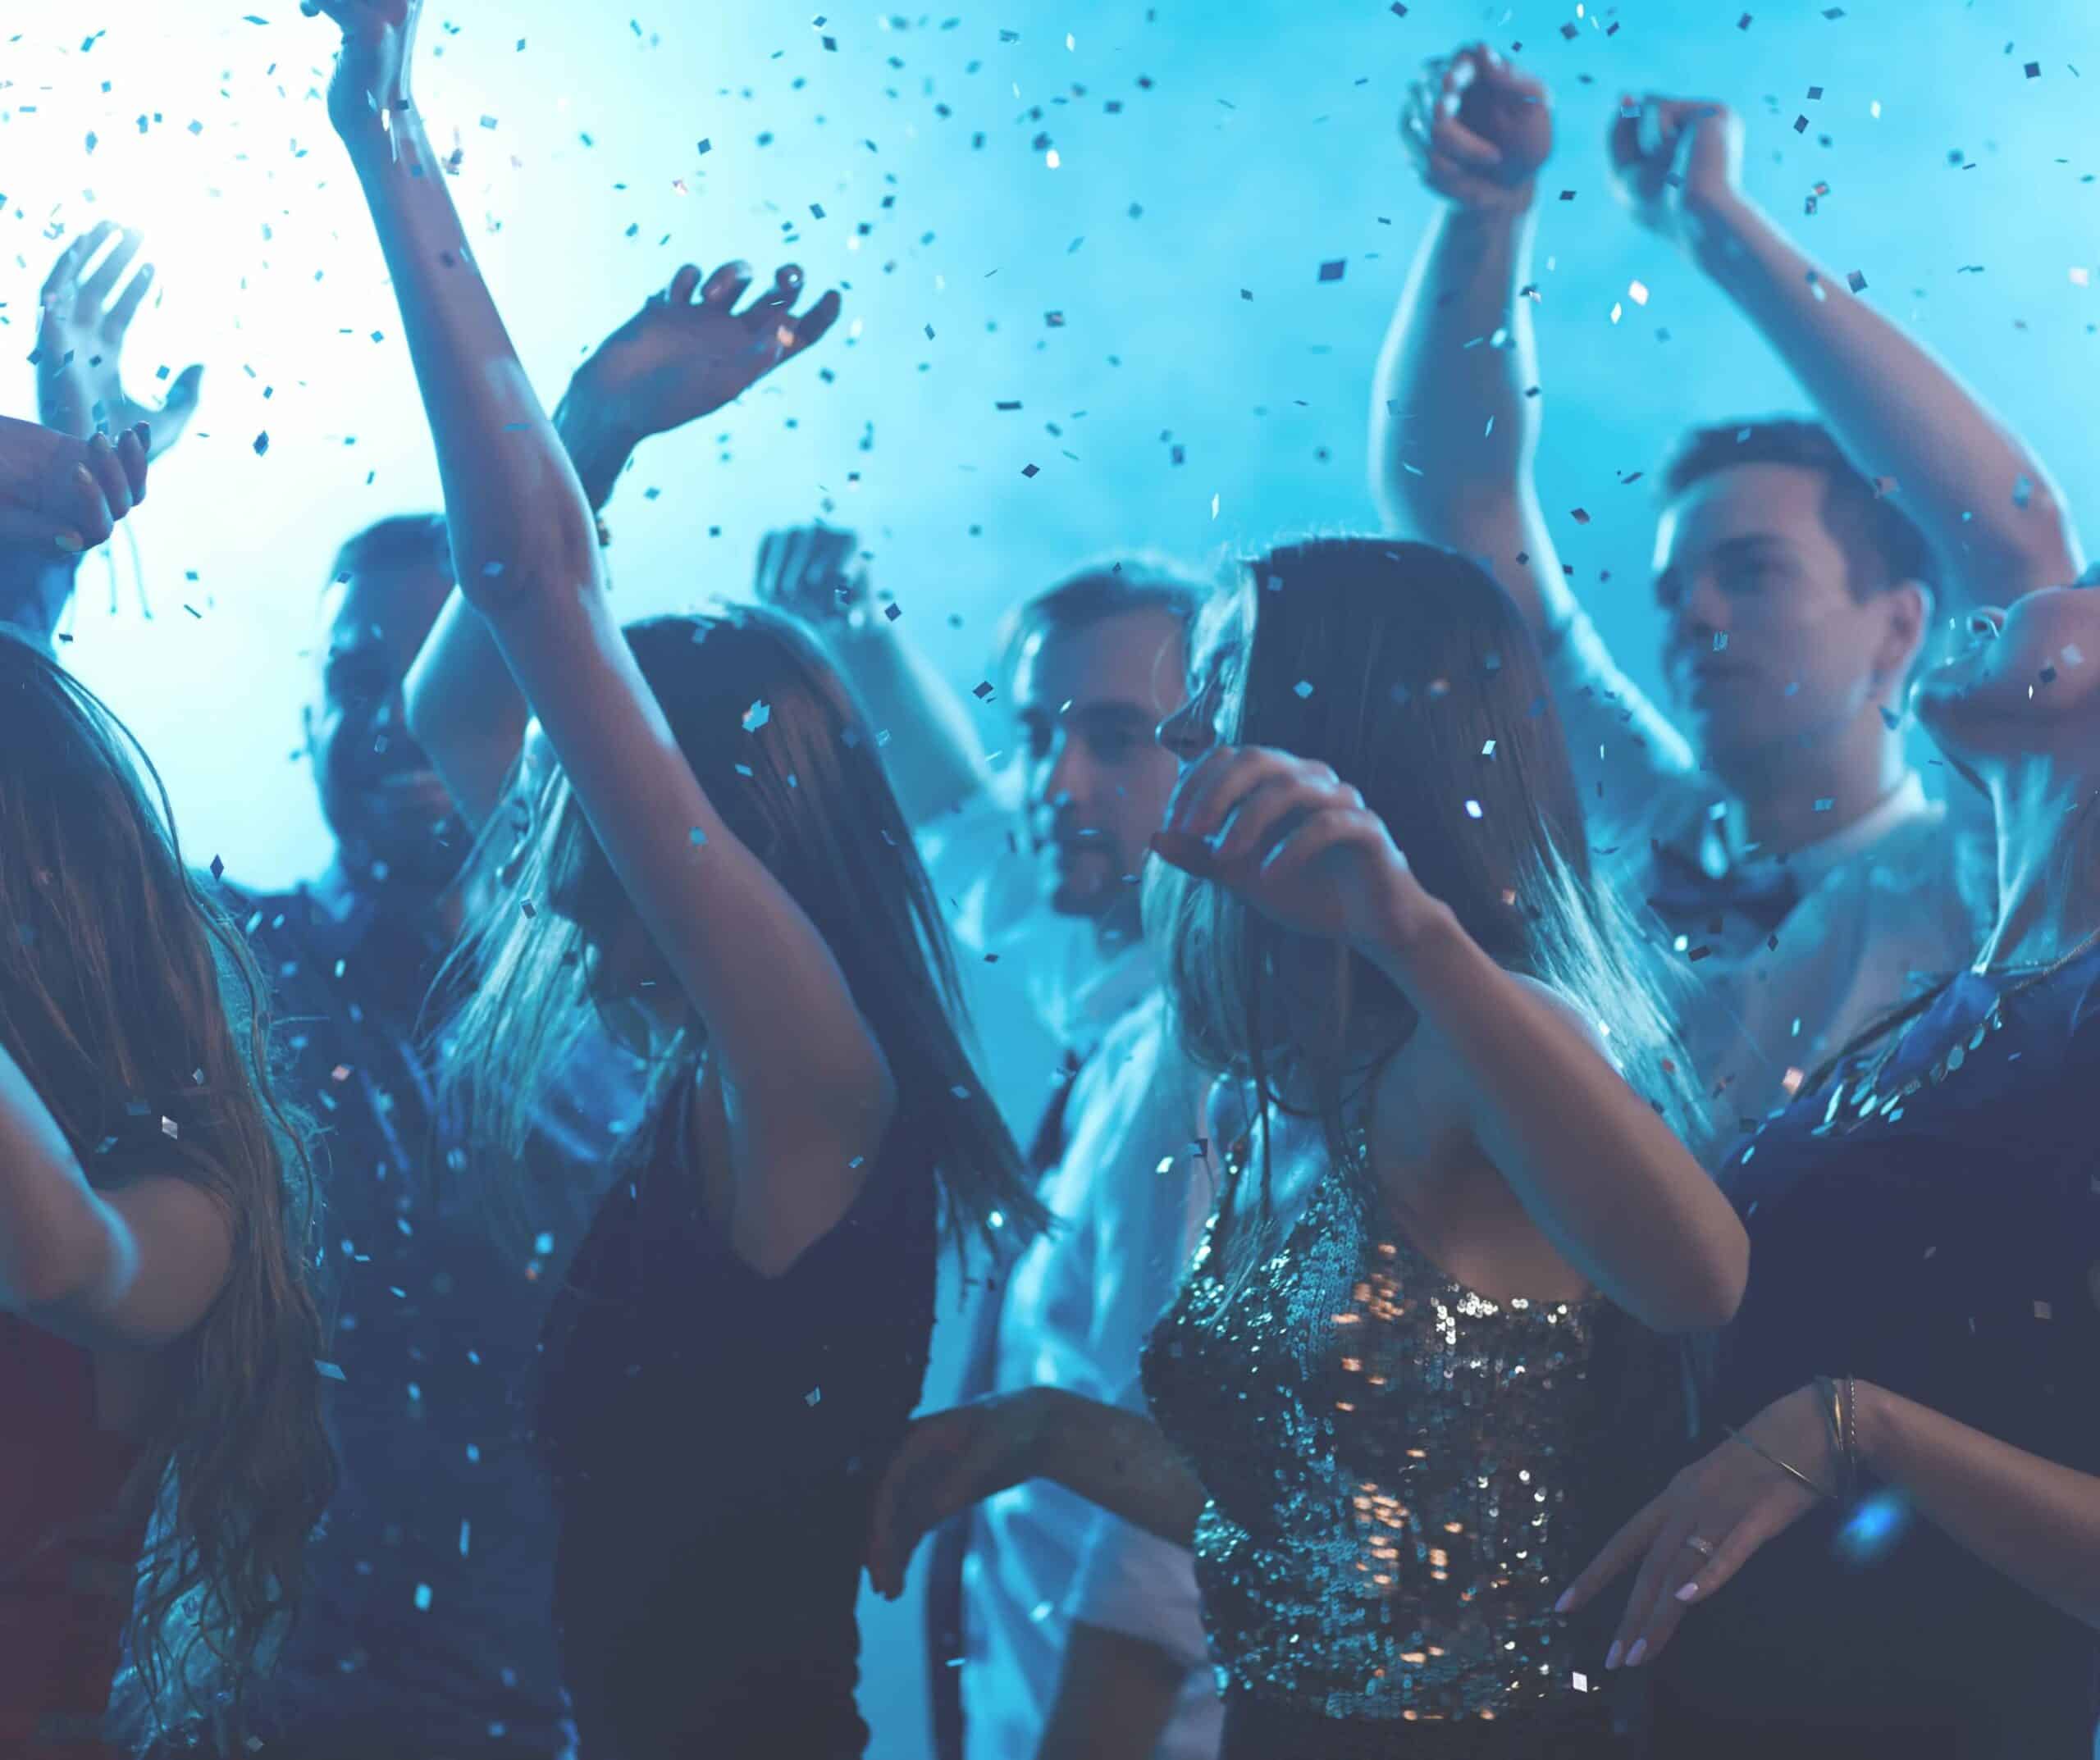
[1878,578,1933,684]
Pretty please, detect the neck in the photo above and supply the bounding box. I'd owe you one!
[1976,760,2100,970]
[1715,715,1907,856]
[1090,895,1143,960]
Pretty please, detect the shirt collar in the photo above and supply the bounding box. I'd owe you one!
[1039,934,1161,1051]
[1696,771,1933,885]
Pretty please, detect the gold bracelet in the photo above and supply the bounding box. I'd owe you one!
[1723,1425,1840,1504]
[1842,1374,1859,1498]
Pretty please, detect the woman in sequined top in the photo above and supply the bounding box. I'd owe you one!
[1558,586,2100,1756]
[870,540,1750,1755]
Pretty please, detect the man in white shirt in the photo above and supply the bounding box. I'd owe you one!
[756,539,1223,1759]
[1372,48,2083,1152]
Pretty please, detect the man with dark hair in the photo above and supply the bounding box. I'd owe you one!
[1372,46,2083,1154]
[758,542,1224,1760]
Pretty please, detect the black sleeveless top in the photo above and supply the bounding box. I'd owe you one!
[539,1083,939,1758]
[1655,944,2100,1757]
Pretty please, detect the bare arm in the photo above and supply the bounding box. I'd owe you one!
[1614,98,2083,610]
[320,0,884,1274]
[1858,1380,2100,1630]
[752,526,993,830]
[1374,48,1691,831]
[1036,1622,1189,1760]
[1378,919,1747,1333]
[0,1045,232,1352]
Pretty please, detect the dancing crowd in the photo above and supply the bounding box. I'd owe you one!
[2,7,2095,1758]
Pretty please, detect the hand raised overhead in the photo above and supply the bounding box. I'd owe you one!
[301,0,422,143]
[38,226,203,459]
[569,262,844,450]
[1402,44,1554,212]
[1606,95,1744,246]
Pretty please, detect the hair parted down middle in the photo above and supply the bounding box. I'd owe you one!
[0,631,334,1744]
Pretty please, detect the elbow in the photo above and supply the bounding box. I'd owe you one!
[1650,1227,1750,1334]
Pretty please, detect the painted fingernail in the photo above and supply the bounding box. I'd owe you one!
[1553,1590,1573,1613]
[1625,1639,1647,1667]
[54,532,83,554]
[1675,1581,1701,1602]
[75,466,98,490]
[1604,1641,1622,1670]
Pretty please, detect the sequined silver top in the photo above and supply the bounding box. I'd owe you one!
[1141,1133,1605,1726]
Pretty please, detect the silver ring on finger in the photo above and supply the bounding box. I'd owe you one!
[1679,1534,1717,1560]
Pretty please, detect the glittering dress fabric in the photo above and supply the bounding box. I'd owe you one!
[1142,1145,1623,1754]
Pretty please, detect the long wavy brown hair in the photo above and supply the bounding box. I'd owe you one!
[441,605,1045,1261]
[0,632,334,1735]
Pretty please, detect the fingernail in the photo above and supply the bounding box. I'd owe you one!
[1626,1639,1647,1667]
[75,466,98,489]
[1674,1581,1700,1602]
[1553,1590,1573,1613]
[1604,1641,1622,1670]
[54,532,83,554]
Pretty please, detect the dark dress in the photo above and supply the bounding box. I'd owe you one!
[1653,944,2100,1757]
[0,1320,146,1760]
[1141,1124,1652,1758]
[541,1082,938,1759]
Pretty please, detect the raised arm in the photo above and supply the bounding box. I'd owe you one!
[1611,97,2084,610]
[1374,47,1690,830]
[1153,745,1747,1335]
[0,230,194,646]
[405,262,829,828]
[0,1044,232,1352]
[751,526,993,829]
[317,1,886,1271]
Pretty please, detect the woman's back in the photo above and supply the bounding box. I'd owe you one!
[541,1073,940,1758]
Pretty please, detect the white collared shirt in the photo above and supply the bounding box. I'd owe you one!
[1543,607,1993,1160]
[961,984,1223,1760]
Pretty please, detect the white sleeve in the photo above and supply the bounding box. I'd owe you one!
[1064,1500,1212,1671]
[1541,604,1698,842]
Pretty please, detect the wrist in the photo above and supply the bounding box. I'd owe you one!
[555,378,641,513]
[1850,1379,1894,1479]
[1356,893,1466,988]
[1682,187,1760,272]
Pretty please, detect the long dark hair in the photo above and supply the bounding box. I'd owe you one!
[0,632,333,1732]
[441,605,1044,1257]
[1157,539,1703,1247]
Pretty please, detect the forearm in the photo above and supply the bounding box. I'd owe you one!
[401,590,527,832]
[1368,909,1746,1332]
[341,112,599,609]
[823,624,990,828]
[1858,1381,2100,1630]
[553,378,639,517]
[1036,1622,1190,1760]
[0,1046,124,1315]
[1034,1388,1207,1548]
[1372,204,1573,636]
[1691,192,2081,604]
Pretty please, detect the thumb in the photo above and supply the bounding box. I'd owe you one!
[166,364,205,409]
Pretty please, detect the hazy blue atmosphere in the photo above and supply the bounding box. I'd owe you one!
[10,2,2096,1751]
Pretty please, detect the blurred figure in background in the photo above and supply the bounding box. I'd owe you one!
[1373,45,2083,1156]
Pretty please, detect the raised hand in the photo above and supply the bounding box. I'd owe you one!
[37,226,203,460]
[1556,1383,1834,1671]
[571,262,844,449]
[0,417,150,558]
[1149,745,1442,954]
[1606,96,1744,246]
[1401,44,1554,212]
[864,1392,1048,1602]
[751,525,865,627]
[301,0,420,142]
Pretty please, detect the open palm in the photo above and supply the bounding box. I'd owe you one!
[576,262,844,445]
[38,226,202,459]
